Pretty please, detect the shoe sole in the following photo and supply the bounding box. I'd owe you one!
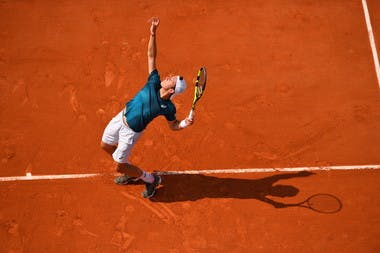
[156,175,162,186]
[114,177,141,185]
[142,175,162,198]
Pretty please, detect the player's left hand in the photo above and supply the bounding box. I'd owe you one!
[149,17,160,35]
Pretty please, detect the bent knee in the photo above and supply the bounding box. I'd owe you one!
[100,141,116,152]
[100,141,110,149]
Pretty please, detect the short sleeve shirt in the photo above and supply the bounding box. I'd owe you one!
[125,69,176,132]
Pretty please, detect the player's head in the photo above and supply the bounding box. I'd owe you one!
[161,75,187,99]
[174,75,187,94]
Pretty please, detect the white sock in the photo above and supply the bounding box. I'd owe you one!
[139,171,154,183]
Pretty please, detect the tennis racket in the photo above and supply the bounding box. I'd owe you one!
[288,193,342,214]
[188,67,207,119]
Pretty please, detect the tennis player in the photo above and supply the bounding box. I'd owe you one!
[100,17,193,198]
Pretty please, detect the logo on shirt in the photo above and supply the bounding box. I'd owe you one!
[160,104,167,109]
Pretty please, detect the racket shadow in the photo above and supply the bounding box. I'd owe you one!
[150,171,327,210]
[285,193,343,214]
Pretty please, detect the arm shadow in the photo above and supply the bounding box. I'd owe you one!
[151,171,315,208]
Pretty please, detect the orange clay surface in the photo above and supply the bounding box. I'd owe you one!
[1,1,380,252]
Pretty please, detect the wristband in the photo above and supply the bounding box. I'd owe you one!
[179,119,189,129]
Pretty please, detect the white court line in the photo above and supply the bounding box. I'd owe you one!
[158,164,380,175]
[0,165,380,182]
[362,0,380,89]
[0,173,100,182]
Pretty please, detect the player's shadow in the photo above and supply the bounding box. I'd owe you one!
[151,171,315,208]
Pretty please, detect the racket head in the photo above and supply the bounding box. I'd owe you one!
[195,66,207,97]
[192,67,207,108]
[305,193,342,214]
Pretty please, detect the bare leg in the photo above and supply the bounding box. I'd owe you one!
[101,142,143,177]
[101,141,149,181]
[116,163,143,178]
[100,141,116,156]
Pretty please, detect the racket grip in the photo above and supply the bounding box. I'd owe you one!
[188,109,195,120]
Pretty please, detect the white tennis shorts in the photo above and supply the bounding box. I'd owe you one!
[101,110,142,164]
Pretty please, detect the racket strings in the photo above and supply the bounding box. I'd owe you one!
[307,194,342,213]
[195,71,207,96]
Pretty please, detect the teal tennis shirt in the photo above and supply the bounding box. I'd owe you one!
[125,69,176,132]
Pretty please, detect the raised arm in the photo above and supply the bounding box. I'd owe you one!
[147,17,159,74]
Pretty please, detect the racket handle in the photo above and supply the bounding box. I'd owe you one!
[188,109,195,120]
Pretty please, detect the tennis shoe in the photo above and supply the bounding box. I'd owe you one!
[142,174,161,198]
[114,174,140,185]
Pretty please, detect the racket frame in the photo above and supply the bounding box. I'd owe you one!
[300,193,343,214]
[189,67,207,119]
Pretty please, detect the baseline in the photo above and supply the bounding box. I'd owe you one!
[0,165,380,182]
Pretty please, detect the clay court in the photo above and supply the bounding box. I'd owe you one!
[1,0,380,252]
